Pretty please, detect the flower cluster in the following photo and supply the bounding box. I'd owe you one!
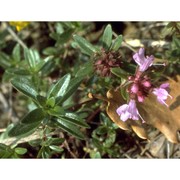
[94,49,122,77]
[116,48,172,122]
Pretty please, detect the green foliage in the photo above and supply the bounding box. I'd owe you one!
[8,108,45,137]
[101,24,112,50]
[164,35,180,76]
[85,113,121,158]
[0,22,179,158]
[73,34,99,56]
[47,73,71,100]
[9,72,89,140]
[111,35,123,51]
[0,143,27,158]
[11,77,38,100]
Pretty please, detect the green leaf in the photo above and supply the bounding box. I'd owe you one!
[103,131,116,148]
[123,62,136,74]
[14,147,27,155]
[57,76,83,104]
[21,108,45,124]
[12,44,21,61]
[120,86,128,101]
[46,97,56,108]
[29,139,42,147]
[34,61,47,72]
[39,57,55,76]
[47,138,64,145]
[48,106,65,116]
[61,112,90,128]
[173,36,180,48]
[36,95,47,107]
[57,28,74,44]
[111,35,123,51]
[0,143,14,158]
[8,121,41,137]
[43,47,58,56]
[0,124,14,141]
[96,126,107,135]
[11,77,38,100]
[75,60,94,77]
[0,143,8,157]
[8,108,44,137]
[90,151,101,159]
[55,23,64,34]
[49,145,64,153]
[55,119,85,139]
[47,74,71,100]
[92,138,102,150]
[0,52,11,68]
[34,56,54,73]
[102,24,112,49]
[73,34,98,56]
[41,146,51,158]
[111,67,128,79]
[24,48,41,69]
[6,68,30,76]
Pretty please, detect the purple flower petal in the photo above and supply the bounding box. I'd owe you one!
[116,99,142,121]
[160,83,169,89]
[152,83,172,107]
[121,111,131,121]
[133,48,145,66]
[133,48,154,72]
[130,83,139,93]
[116,104,128,114]
[139,55,154,72]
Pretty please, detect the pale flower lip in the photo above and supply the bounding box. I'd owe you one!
[116,99,144,122]
[133,48,154,72]
[152,83,172,107]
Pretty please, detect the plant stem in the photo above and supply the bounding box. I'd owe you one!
[5,23,27,49]
[113,32,136,52]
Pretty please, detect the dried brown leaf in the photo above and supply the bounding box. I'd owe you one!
[130,121,149,140]
[88,76,180,143]
[106,89,148,139]
[138,76,180,143]
[106,89,130,130]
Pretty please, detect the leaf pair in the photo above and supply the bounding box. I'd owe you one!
[10,73,89,140]
[52,112,90,140]
[101,24,123,51]
[0,143,27,158]
[73,24,123,57]
[8,108,45,137]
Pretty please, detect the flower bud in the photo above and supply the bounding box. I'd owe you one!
[130,83,139,93]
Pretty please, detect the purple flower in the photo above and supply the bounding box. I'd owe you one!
[116,99,144,122]
[152,83,172,107]
[133,48,154,72]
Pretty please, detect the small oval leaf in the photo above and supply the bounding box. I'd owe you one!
[49,145,64,152]
[111,35,123,51]
[8,121,41,137]
[57,76,84,104]
[73,35,98,56]
[59,113,90,128]
[102,24,112,50]
[11,77,38,100]
[55,119,85,139]
[21,108,45,124]
[15,147,27,155]
[47,74,71,100]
